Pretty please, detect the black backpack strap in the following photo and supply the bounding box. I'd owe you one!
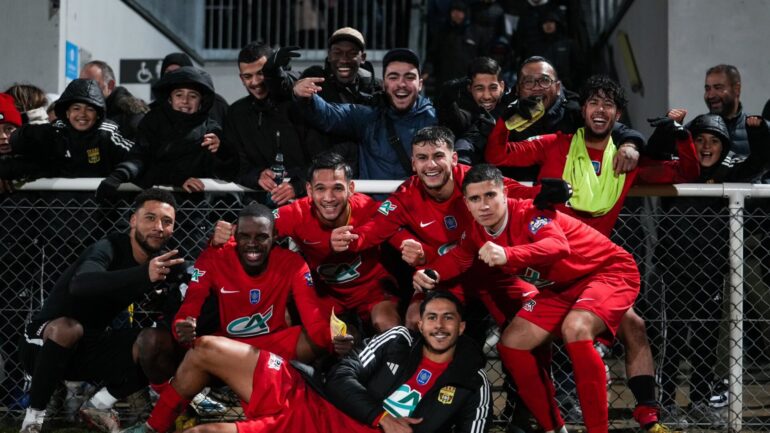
[383,112,413,175]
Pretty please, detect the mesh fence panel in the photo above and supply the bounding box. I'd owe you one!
[1,192,769,431]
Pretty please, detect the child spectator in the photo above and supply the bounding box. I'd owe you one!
[97,67,232,197]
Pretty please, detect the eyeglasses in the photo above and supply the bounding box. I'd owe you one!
[519,75,556,90]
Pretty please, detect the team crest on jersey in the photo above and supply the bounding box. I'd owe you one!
[272,208,279,219]
[416,369,432,385]
[226,305,274,337]
[317,255,362,284]
[438,386,456,405]
[378,200,397,216]
[528,216,551,234]
[267,352,283,371]
[87,148,101,164]
[523,299,536,312]
[444,215,457,230]
[437,241,457,256]
[304,271,314,287]
[190,268,206,282]
[249,289,261,304]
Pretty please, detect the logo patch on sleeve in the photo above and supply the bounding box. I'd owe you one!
[304,271,314,287]
[190,268,206,282]
[378,200,397,216]
[528,216,551,234]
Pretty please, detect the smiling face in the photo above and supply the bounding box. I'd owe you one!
[384,61,422,112]
[469,73,505,112]
[235,216,274,275]
[130,200,175,255]
[704,72,739,118]
[169,88,202,113]
[581,90,620,140]
[694,132,724,168]
[463,180,507,232]
[517,61,561,110]
[66,102,98,131]
[418,297,465,361]
[328,40,364,84]
[307,168,353,227]
[239,57,269,100]
[412,140,457,199]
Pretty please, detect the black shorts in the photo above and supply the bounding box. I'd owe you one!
[20,320,142,385]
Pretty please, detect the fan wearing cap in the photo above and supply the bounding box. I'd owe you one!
[0,93,23,192]
[294,47,437,182]
[97,67,233,197]
[1,79,132,184]
[300,27,382,176]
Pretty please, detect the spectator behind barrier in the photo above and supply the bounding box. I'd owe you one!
[223,41,316,207]
[299,26,383,176]
[0,93,22,193]
[97,67,234,198]
[4,83,49,125]
[80,60,149,141]
[523,9,583,90]
[1,79,133,185]
[294,48,437,183]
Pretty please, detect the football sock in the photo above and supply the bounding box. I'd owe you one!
[147,383,190,433]
[566,340,608,433]
[29,339,75,410]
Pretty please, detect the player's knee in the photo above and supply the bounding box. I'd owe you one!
[618,309,648,346]
[190,335,222,361]
[135,328,174,355]
[45,317,84,347]
[561,316,593,343]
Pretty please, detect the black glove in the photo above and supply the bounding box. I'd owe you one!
[263,45,301,77]
[502,96,541,120]
[424,269,438,282]
[534,178,573,210]
[647,116,689,140]
[95,175,123,201]
[437,78,470,109]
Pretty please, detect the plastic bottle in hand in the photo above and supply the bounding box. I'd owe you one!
[266,131,287,207]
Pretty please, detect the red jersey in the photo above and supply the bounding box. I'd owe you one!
[431,198,638,291]
[274,193,395,299]
[486,119,700,236]
[349,164,537,262]
[174,243,329,350]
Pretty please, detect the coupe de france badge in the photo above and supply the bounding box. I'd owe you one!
[416,369,432,385]
[438,386,456,404]
[249,289,261,304]
[444,215,457,230]
[528,216,551,234]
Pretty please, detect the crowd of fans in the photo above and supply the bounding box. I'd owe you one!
[3,3,770,433]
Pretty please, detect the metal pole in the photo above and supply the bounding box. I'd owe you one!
[725,183,746,433]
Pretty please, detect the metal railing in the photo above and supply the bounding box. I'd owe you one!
[1,181,769,432]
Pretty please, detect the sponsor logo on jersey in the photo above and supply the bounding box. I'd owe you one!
[267,352,283,370]
[383,385,421,418]
[387,362,399,374]
[220,287,239,294]
[304,271,314,287]
[444,215,457,230]
[523,299,536,312]
[86,148,101,164]
[190,268,206,282]
[437,241,457,256]
[378,200,397,216]
[249,289,261,304]
[316,255,363,284]
[416,369,432,385]
[438,386,456,405]
[526,135,541,141]
[226,305,274,337]
[419,220,435,228]
[528,216,551,234]
[272,208,279,219]
[519,267,554,288]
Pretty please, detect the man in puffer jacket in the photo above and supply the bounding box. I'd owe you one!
[1,79,132,181]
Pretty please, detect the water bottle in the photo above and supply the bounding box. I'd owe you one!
[267,131,286,207]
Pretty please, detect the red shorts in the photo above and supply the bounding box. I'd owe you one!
[516,260,639,338]
[237,351,377,433]
[318,275,396,323]
[231,326,302,360]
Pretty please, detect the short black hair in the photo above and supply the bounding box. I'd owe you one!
[306,151,353,182]
[411,125,455,151]
[133,188,177,212]
[419,291,465,320]
[238,201,275,226]
[238,42,272,64]
[467,57,501,81]
[461,163,504,194]
[579,75,627,110]
[706,64,741,86]
[517,56,558,81]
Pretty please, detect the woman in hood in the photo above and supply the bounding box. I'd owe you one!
[97,67,233,196]
[0,78,132,182]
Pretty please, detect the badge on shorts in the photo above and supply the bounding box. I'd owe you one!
[87,148,101,164]
[444,215,457,230]
[267,353,283,370]
[249,289,261,304]
[417,369,432,385]
[438,386,456,404]
[528,216,551,234]
[523,299,536,312]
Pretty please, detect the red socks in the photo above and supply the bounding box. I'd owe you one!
[565,340,608,433]
[498,344,564,431]
[147,384,190,433]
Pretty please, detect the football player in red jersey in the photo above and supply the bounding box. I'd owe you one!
[414,164,640,433]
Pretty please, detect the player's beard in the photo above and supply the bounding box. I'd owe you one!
[584,125,612,142]
[134,229,165,255]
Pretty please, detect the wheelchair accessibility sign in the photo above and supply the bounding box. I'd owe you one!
[119,59,164,84]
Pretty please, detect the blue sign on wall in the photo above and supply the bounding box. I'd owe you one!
[65,41,79,80]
